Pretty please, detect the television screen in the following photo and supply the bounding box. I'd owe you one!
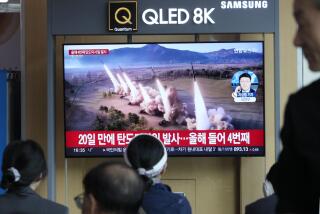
[63,42,264,157]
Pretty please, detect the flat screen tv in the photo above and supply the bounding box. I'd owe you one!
[63,42,265,157]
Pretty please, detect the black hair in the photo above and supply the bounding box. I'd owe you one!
[83,162,144,214]
[239,72,251,81]
[126,134,165,190]
[0,140,47,189]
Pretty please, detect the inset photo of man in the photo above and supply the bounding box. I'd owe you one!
[231,71,259,103]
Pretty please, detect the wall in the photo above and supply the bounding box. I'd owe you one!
[279,0,298,127]
[21,0,48,196]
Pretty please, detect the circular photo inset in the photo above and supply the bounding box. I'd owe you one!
[231,70,259,92]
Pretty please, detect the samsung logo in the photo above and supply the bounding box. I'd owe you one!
[221,1,268,9]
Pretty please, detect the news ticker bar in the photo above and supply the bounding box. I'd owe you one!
[66,146,264,157]
[66,130,264,148]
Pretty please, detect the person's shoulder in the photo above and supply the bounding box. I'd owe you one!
[286,79,320,108]
[293,79,320,98]
[0,193,13,212]
[145,184,191,212]
[171,193,192,213]
[245,195,277,214]
[0,191,68,214]
[39,198,68,214]
[0,193,7,199]
[158,185,191,212]
[0,191,20,203]
[0,193,9,203]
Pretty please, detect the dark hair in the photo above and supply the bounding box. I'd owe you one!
[0,140,47,189]
[83,162,144,214]
[239,72,251,81]
[126,134,165,189]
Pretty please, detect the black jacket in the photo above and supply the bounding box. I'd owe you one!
[142,183,192,214]
[0,187,68,214]
[268,79,320,214]
[245,194,277,214]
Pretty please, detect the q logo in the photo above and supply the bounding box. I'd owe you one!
[109,1,137,32]
[115,7,132,25]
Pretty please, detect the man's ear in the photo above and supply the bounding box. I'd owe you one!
[88,194,98,214]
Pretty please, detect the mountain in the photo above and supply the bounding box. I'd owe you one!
[104,44,209,66]
[203,48,262,64]
[206,48,236,58]
[72,44,263,67]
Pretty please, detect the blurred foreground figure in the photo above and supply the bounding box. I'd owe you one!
[268,0,320,213]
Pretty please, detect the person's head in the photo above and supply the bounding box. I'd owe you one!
[82,162,144,214]
[239,73,252,91]
[293,0,320,70]
[0,140,47,190]
[124,134,167,189]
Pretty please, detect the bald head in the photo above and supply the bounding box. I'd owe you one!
[83,162,144,214]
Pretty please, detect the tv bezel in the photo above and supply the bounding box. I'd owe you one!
[62,41,266,158]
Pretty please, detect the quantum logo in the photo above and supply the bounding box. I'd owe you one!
[115,7,132,25]
[108,1,137,32]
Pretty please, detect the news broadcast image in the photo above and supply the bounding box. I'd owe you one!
[63,42,265,157]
